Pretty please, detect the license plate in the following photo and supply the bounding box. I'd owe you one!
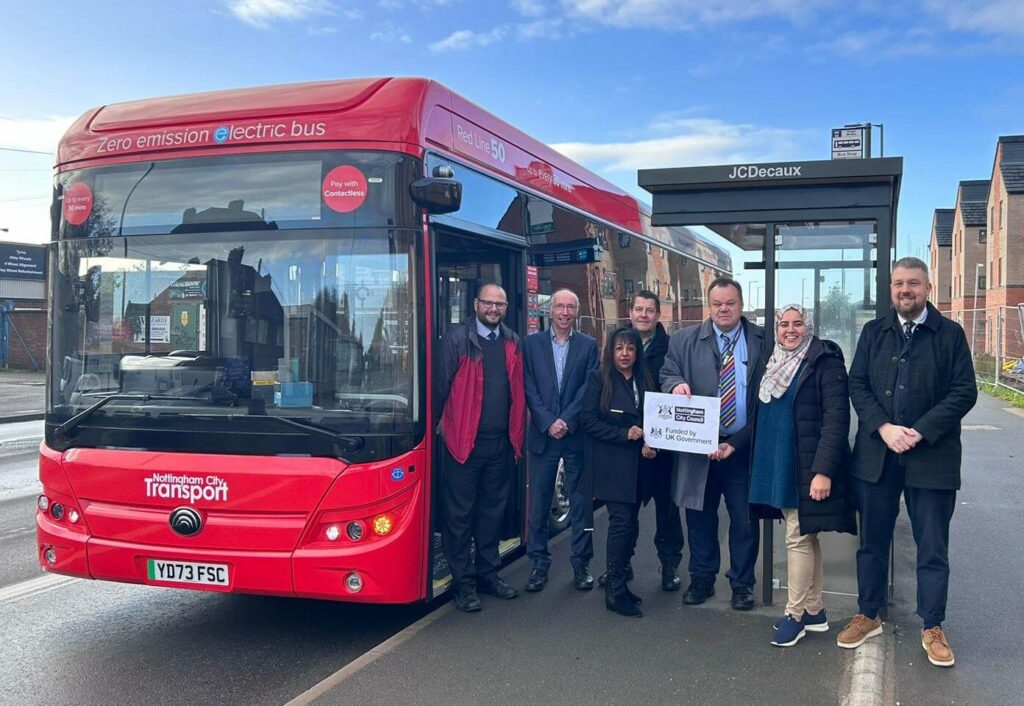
[146,559,229,587]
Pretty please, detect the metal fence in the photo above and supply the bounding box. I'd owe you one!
[953,305,1024,394]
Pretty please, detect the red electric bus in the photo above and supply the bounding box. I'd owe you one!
[37,77,730,603]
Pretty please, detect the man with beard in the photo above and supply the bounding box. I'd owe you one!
[837,258,976,668]
[436,283,526,612]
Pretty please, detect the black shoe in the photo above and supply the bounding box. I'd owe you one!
[605,588,643,618]
[661,566,682,592]
[525,568,548,593]
[574,564,594,591]
[731,587,755,611]
[454,585,482,612]
[478,576,518,599]
[624,584,643,605]
[682,579,715,605]
[597,563,632,587]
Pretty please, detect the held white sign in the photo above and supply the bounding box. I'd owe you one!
[643,391,721,455]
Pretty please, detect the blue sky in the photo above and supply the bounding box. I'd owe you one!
[2,0,1023,265]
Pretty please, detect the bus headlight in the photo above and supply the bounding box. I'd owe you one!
[325,525,341,542]
[345,572,363,593]
[43,546,57,565]
[38,495,50,512]
[346,521,365,541]
[50,503,65,521]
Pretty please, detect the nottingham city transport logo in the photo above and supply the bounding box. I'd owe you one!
[169,507,204,537]
[144,473,229,504]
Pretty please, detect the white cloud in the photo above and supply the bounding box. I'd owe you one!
[429,27,506,51]
[512,0,547,17]
[0,115,75,154]
[370,25,413,42]
[226,0,334,28]
[557,0,828,30]
[0,117,72,244]
[517,18,565,39]
[550,117,811,174]
[809,26,935,59]
[924,0,1024,36]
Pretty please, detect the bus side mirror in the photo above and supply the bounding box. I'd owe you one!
[409,177,462,215]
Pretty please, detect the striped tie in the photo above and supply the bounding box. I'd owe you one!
[719,332,737,429]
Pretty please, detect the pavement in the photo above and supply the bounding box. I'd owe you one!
[298,391,1024,706]
[0,370,45,422]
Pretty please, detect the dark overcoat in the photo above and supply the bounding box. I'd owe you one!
[849,303,977,489]
[523,330,599,455]
[629,322,672,503]
[659,317,766,510]
[749,338,857,535]
[581,369,654,504]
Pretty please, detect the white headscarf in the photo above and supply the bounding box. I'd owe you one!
[758,303,814,403]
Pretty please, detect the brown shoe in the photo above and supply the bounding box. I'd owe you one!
[836,614,883,649]
[921,627,955,667]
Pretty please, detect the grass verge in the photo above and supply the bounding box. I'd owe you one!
[978,377,1024,409]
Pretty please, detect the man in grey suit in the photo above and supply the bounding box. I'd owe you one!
[522,289,599,592]
[660,277,766,610]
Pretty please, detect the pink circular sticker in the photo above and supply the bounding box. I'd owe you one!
[63,182,94,225]
[322,166,368,213]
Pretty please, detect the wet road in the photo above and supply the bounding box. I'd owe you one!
[0,420,434,706]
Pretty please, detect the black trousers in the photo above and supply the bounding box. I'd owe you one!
[685,449,759,590]
[441,435,512,588]
[606,500,640,591]
[853,452,956,628]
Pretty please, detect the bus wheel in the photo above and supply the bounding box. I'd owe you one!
[548,459,571,533]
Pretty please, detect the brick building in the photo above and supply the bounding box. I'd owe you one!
[984,135,1024,358]
[929,208,954,313]
[948,180,989,351]
[0,242,47,371]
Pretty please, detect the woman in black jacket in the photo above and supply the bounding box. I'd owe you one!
[748,304,856,647]
[582,326,657,617]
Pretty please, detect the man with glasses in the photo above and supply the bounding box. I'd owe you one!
[522,289,599,592]
[436,283,526,612]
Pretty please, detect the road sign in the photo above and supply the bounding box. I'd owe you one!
[832,126,870,160]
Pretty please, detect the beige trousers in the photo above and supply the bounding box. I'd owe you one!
[783,508,824,617]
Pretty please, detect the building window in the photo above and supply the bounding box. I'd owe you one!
[980,228,987,244]
[979,274,986,291]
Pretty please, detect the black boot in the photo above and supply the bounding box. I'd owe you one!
[624,583,643,605]
[605,571,642,618]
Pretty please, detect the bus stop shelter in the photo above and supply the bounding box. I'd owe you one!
[638,157,903,605]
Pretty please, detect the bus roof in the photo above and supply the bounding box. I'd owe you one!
[59,77,729,267]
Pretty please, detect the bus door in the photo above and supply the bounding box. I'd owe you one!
[429,225,526,598]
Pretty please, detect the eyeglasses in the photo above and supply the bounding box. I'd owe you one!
[477,299,508,310]
[552,303,578,312]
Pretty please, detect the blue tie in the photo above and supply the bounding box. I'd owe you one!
[488,332,497,341]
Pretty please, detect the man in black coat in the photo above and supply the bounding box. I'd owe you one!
[522,289,599,592]
[837,257,977,668]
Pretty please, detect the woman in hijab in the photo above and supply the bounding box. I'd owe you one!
[749,304,856,647]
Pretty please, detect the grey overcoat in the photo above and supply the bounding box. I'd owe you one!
[659,317,766,510]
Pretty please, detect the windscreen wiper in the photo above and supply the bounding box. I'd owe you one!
[55,393,208,438]
[239,413,365,457]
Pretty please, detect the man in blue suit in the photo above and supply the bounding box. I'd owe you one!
[523,289,599,592]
